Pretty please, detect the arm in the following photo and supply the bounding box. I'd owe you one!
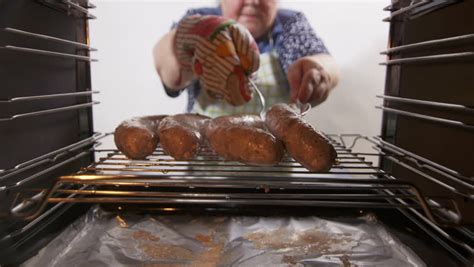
[277,11,340,106]
[152,29,194,92]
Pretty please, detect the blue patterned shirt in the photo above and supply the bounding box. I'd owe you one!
[165,7,329,112]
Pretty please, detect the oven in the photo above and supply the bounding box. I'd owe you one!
[0,0,472,266]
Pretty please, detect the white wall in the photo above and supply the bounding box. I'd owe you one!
[90,1,215,135]
[90,0,388,152]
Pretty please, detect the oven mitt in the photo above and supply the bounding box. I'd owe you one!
[175,15,260,106]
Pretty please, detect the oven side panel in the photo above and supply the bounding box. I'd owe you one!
[381,0,474,224]
[0,0,94,170]
[0,0,95,265]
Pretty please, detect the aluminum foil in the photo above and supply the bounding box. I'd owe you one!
[24,206,425,267]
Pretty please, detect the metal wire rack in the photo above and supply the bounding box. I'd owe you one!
[4,133,470,230]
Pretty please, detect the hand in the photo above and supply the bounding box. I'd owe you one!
[175,15,260,106]
[287,56,332,106]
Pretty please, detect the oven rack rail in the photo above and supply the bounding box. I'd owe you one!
[383,0,431,22]
[383,0,461,22]
[376,93,474,131]
[379,24,474,66]
[36,0,96,19]
[1,27,97,51]
[0,91,99,123]
[0,24,98,62]
[1,133,472,263]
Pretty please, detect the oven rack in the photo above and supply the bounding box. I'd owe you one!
[3,133,470,226]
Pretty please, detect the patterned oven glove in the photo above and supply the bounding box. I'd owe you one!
[175,15,260,106]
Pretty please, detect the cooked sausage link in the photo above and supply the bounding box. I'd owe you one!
[203,115,284,166]
[265,103,336,172]
[158,114,210,160]
[114,115,166,159]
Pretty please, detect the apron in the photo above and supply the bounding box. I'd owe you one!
[192,46,289,117]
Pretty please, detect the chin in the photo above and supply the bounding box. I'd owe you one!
[239,23,263,38]
[249,28,265,39]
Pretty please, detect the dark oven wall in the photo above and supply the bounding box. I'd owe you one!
[0,0,94,171]
[382,0,474,225]
[0,0,95,249]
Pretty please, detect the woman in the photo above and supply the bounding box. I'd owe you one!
[153,0,340,117]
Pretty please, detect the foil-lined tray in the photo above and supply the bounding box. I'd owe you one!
[24,206,425,266]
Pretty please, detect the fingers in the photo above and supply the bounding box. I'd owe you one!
[287,61,303,102]
[310,71,331,105]
[292,66,332,105]
[310,85,328,105]
[297,69,321,103]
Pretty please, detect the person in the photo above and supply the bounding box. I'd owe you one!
[153,0,340,117]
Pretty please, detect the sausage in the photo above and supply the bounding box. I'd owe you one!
[265,103,337,172]
[114,115,166,159]
[203,115,284,166]
[158,114,210,160]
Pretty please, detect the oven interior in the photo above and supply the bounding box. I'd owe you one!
[0,0,473,266]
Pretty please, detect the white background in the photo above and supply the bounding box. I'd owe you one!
[89,0,389,151]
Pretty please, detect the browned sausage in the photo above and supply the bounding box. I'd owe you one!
[158,114,210,160]
[265,103,336,172]
[114,115,166,159]
[203,115,284,166]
